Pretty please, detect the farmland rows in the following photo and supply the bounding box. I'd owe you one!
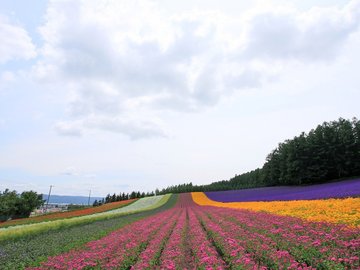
[27,193,359,270]
[0,199,137,228]
[0,194,177,270]
[205,178,360,202]
[29,194,227,269]
[195,207,359,269]
[32,208,180,269]
[193,192,360,226]
[0,195,170,242]
[102,195,166,215]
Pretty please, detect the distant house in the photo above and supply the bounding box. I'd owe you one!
[31,203,69,216]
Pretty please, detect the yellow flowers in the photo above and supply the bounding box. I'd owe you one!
[191,192,360,227]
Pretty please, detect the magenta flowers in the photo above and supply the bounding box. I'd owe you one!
[29,193,359,269]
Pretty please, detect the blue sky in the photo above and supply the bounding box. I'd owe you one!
[0,0,359,196]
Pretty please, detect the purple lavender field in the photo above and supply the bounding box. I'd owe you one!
[205,178,360,202]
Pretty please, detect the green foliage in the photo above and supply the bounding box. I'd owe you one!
[261,117,360,185]
[0,190,44,221]
[0,190,18,221]
[158,117,360,194]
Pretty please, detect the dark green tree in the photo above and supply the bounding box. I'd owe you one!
[155,117,360,193]
[0,189,44,221]
[0,189,18,221]
[14,191,44,218]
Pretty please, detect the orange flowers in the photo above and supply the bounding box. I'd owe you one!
[191,192,360,227]
[0,199,136,228]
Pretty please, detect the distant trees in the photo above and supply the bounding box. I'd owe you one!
[92,198,105,207]
[0,189,44,221]
[3,118,355,218]
[261,117,360,185]
[158,182,203,195]
[92,117,360,199]
[100,190,154,205]
[157,117,360,193]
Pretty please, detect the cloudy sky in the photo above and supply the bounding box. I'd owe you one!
[0,0,359,197]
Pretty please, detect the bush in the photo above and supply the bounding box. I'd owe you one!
[0,189,44,221]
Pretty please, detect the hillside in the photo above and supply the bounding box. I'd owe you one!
[158,117,360,194]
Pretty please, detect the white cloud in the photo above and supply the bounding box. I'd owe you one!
[0,15,36,64]
[241,1,360,61]
[54,121,83,137]
[54,115,167,140]
[34,0,360,139]
[84,116,168,140]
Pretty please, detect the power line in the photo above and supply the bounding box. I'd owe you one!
[45,185,53,213]
[88,189,91,206]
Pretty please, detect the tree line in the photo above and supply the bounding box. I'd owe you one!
[157,117,360,194]
[0,189,44,221]
[93,190,157,206]
[3,117,357,215]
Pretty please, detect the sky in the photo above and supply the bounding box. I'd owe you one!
[0,0,359,197]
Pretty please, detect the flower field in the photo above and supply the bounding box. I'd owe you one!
[101,195,167,215]
[195,179,360,227]
[0,195,178,269]
[0,195,170,242]
[0,199,136,228]
[192,192,360,227]
[205,178,360,202]
[26,193,359,270]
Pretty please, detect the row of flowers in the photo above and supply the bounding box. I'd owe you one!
[28,193,359,269]
[157,193,226,269]
[0,199,136,228]
[205,178,360,202]
[28,193,227,269]
[192,192,360,227]
[194,206,359,269]
[28,207,179,269]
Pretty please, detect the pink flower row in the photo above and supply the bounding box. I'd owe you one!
[28,193,359,269]
[131,211,180,269]
[195,208,310,269]
[29,194,226,269]
[157,195,227,269]
[134,197,227,269]
[28,209,179,269]
[194,206,360,269]
[187,208,227,269]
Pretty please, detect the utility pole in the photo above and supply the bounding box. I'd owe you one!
[88,189,91,206]
[45,185,53,213]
